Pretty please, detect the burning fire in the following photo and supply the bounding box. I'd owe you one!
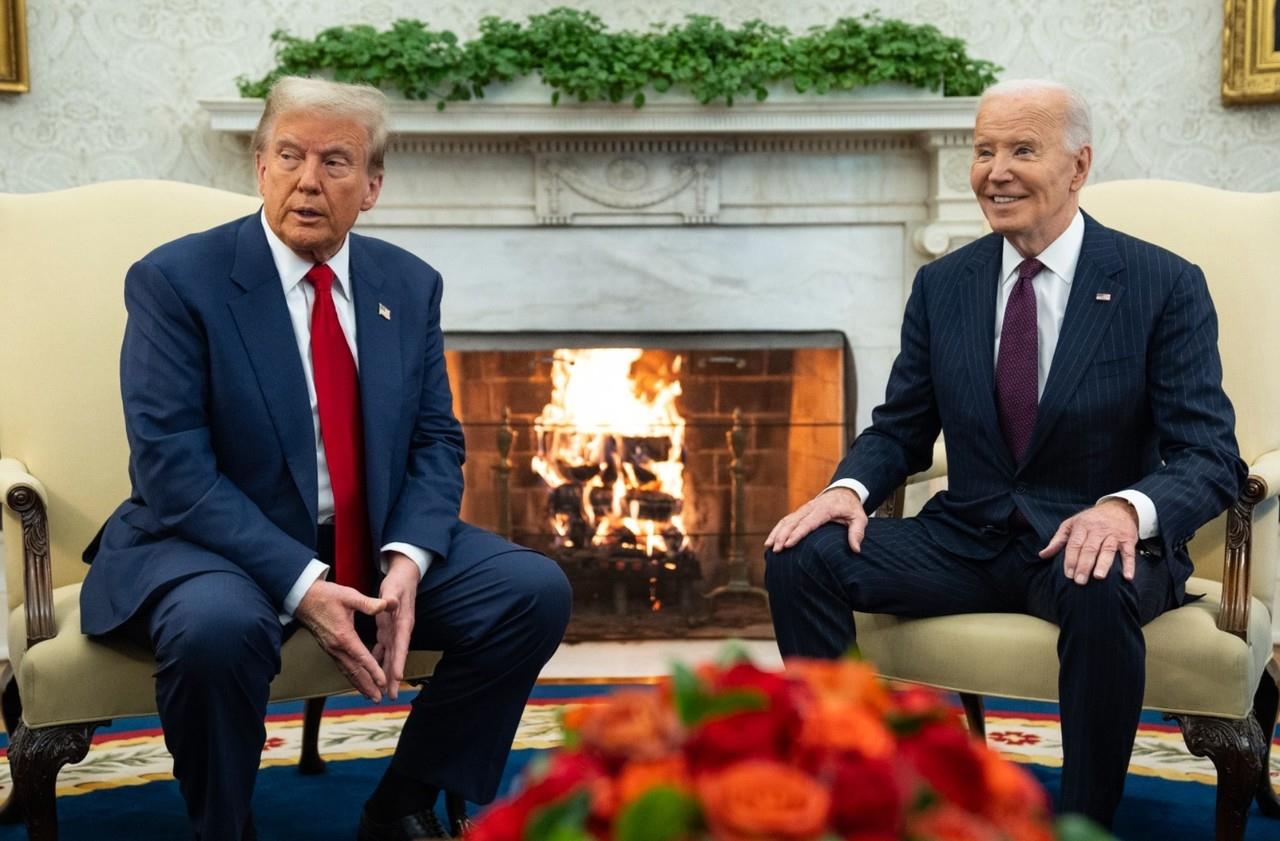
[532,349,690,562]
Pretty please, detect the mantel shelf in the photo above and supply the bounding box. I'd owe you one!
[200,94,979,137]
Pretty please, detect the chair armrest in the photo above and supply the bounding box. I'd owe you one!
[1218,449,1280,639]
[875,438,946,519]
[906,438,947,485]
[0,457,47,505]
[0,457,57,648]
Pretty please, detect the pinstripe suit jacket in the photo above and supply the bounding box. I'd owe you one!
[834,213,1246,601]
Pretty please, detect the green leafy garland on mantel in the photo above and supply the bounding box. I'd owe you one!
[236,7,1000,108]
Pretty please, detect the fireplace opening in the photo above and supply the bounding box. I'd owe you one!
[444,332,849,641]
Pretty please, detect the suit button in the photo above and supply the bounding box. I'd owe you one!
[1014,484,1027,494]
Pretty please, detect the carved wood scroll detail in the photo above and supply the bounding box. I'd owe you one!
[1219,474,1267,639]
[5,485,56,648]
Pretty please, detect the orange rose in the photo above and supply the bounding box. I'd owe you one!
[908,804,1003,841]
[977,749,1050,826]
[570,689,680,763]
[788,658,890,714]
[616,755,691,806]
[798,704,895,759]
[698,760,830,841]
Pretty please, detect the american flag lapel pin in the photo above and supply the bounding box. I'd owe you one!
[1095,292,1112,302]
[378,303,391,320]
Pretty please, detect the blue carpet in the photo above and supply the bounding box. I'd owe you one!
[0,686,1275,841]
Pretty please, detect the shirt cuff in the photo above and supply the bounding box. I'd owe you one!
[1099,490,1159,540]
[279,559,329,624]
[824,478,870,505]
[381,542,433,580]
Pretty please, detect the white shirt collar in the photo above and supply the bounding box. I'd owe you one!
[259,209,353,301]
[1000,209,1085,286]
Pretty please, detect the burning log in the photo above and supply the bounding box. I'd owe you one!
[531,347,699,618]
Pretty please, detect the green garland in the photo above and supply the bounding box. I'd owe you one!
[237,8,1000,108]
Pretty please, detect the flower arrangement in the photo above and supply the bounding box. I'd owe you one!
[468,654,1114,841]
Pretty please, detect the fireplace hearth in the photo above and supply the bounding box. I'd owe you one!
[446,332,847,640]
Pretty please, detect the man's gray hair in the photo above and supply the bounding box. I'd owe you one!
[252,76,390,173]
[979,79,1092,153]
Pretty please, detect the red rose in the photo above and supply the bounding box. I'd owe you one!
[466,751,602,841]
[898,723,987,814]
[828,754,906,837]
[684,663,805,772]
[465,800,527,841]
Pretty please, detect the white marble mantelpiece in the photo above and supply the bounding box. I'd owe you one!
[201,92,983,255]
[202,83,979,137]
[203,90,986,432]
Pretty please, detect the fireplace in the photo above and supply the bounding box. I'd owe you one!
[204,89,985,639]
[445,332,847,639]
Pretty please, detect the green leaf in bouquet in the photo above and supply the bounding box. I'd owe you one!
[1053,814,1119,841]
[616,786,702,841]
[713,640,755,668]
[671,662,767,727]
[525,790,592,841]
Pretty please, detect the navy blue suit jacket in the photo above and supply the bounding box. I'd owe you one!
[833,213,1246,601]
[81,213,470,635]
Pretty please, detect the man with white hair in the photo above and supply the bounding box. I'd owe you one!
[764,79,1244,826]
[80,76,571,840]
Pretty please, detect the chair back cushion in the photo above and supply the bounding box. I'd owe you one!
[1081,180,1280,608]
[0,181,260,610]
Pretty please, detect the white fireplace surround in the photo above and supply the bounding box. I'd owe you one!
[202,86,985,433]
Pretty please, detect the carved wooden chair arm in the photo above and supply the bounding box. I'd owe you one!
[0,458,57,650]
[873,439,946,520]
[1217,449,1280,639]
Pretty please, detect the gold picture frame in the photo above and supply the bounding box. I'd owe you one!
[1223,0,1280,104]
[0,0,28,93]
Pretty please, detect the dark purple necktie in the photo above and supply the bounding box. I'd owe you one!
[995,258,1043,462]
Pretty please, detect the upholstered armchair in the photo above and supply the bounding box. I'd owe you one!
[857,180,1280,841]
[0,181,443,839]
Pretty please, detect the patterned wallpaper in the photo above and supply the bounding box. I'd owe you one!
[0,0,1276,194]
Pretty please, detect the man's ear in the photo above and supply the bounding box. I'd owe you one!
[254,151,267,195]
[361,172,384,212]
[1070,144,1093,193]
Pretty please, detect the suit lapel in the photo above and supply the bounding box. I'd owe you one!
[227,216,319,525]
[349,236,402,537]
[960,236,1015,473]
[1020,214,1125,467]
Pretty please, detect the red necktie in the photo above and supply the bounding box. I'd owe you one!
[995,258,1043,463]
[304,263,372,594]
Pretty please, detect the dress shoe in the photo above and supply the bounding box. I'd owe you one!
[357,804,449,841]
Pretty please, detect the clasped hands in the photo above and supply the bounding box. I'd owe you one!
[765,488,1140,584]
[293,551,420,703]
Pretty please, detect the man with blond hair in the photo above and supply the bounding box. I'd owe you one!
[765,79,1244,826]
[81,76,571,840]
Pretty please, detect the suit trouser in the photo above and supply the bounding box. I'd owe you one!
[764,517,1178,828]
[120,523,572,841]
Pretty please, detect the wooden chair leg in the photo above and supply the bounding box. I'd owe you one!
[1172,713,1267,841]
[0,676,25,825]
[959,692,986,740]
[9,719,104,841]
[1255,659,1280,817]
[298,696,327,775]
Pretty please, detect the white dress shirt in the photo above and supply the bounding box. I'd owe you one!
[261,212,432,622]
[830,210,1158,539]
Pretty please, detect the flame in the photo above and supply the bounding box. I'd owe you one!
[532,349,689,560]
